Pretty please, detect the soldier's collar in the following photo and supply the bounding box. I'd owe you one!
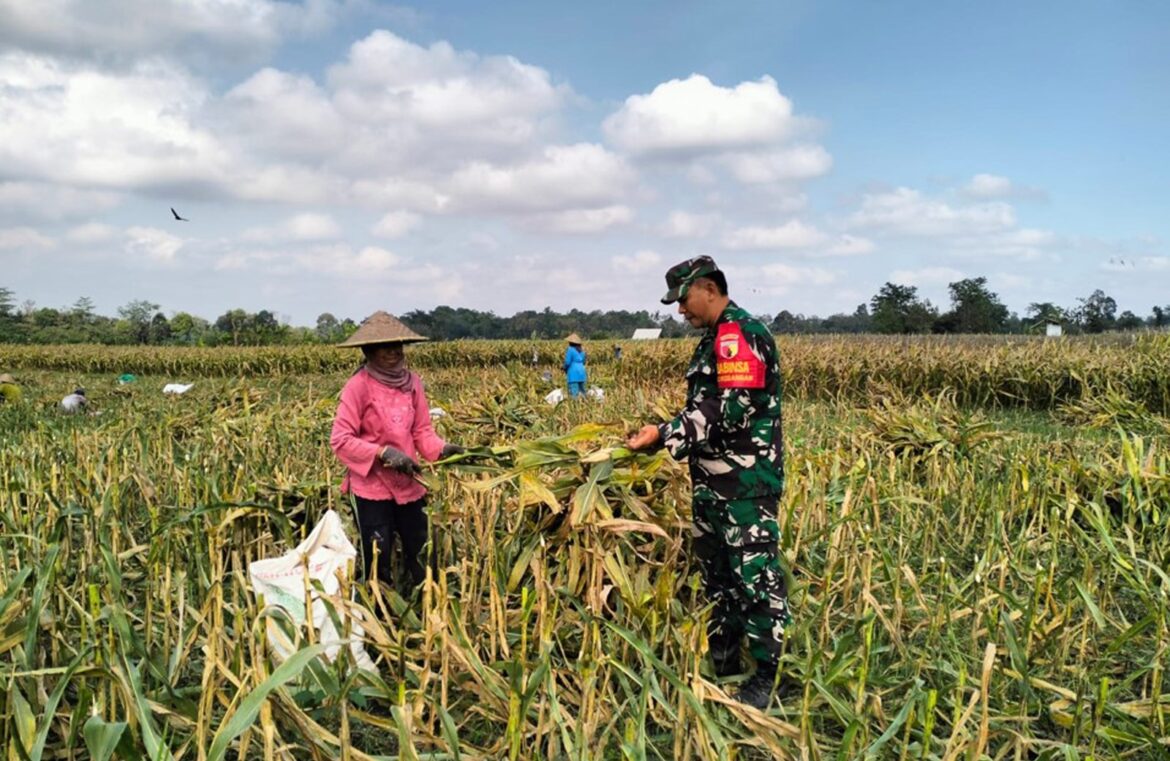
[717,301,740,322]
[703,301,738,335]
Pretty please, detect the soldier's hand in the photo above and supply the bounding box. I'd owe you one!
[626,424,661,450]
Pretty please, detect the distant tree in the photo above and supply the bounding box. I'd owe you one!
[31,307,62,329]
[170,312,206,344]
[215,309,252,346]
[816,303,872,334]
[771,310,803,334]
[65,297,98,339]
[253,310,284,343]
[148,312,172,343]
[0,287,21,342]
[1116,310,1143,330]
[1026,302,1066,326]
[70,297,95,321]
[118,299,161,344]
[1150,306,1169,329]
[315,313,341,342]
[1075,290,1117,333]
[938,277,1009,333]
[870,283,937,334]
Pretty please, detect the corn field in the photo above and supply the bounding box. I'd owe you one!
[2,335,1169,414]
[1,337,1168,759]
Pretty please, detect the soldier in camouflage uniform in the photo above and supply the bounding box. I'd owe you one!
[628,255,791,709]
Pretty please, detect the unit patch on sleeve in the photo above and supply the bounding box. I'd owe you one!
[715,322,764,389]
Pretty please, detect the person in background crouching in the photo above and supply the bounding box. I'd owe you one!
[60,388,87,414]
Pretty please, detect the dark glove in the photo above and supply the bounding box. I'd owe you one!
[379,446,420,474]
[439,443,466,459]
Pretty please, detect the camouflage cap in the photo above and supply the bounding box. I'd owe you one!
[661,255,720,304]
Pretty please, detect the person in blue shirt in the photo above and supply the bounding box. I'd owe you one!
[563,333,587,397]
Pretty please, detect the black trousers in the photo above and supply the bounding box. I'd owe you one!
[352,496,429,589]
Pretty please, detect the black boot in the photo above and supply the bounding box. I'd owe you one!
[737,662,778,709]
[711,650,742,678]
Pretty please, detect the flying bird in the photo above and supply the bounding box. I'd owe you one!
[170,207,189,222]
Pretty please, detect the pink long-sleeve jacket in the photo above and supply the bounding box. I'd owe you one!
[330,369,447,503]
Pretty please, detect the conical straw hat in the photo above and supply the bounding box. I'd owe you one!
[0,373,14,384]
[565,333,583,344]
[337,311,429,347]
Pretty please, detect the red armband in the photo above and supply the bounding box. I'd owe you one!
[715,322,765,389]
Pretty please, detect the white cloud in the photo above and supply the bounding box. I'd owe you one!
[604,75,804,156]
[466,231,501,251]
[0,54,232,192]
[371,210,422,239]
[723,220,827,250]
[722,145,832,184]
[0,226,56,250]
[323,30,569,165]
[660,211,718,239]
[963,173,1013,199]
[447,143,634,213]
[612,250,663,274]
[214,249,275,271]
[0,181,121,221]
[217,243,400,275]
[242,212,342,242]
[603,74,831,191]
[959,173,1046,201]
[947,228,1059,260]
[990,273,1033,290]
[522,205,633,235]
[0,0,336,66]
[760,262,837,286]
[222,68,345,162]
[850,188,1016,237]
[889,266,966,287]
[286,213,341,240]
[66,222,118,243]
[824,235,875,256]
[0,29,576,209]
[125,226,183,262]
[231,164,346,205]
[723,262,838,297]
[352,179,450,213]
[271,243,404,275]
[346,245,399,272]
[210,242,463,302]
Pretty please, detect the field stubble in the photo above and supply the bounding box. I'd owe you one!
[0,337,1167,759]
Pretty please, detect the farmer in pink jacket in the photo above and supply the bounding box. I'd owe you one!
[330,311,464,591]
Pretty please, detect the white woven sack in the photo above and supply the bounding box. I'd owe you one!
[247,510,377,671]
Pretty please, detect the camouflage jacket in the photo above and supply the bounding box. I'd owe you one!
[657,301,784,500]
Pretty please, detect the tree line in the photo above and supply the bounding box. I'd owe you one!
[774,279,1169,335]
[2,279,1166,345]
[0,287,694,345]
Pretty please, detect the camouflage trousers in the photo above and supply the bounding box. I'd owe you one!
[692,493,792,666]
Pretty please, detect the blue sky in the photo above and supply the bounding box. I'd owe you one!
[0,0,1166,325]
